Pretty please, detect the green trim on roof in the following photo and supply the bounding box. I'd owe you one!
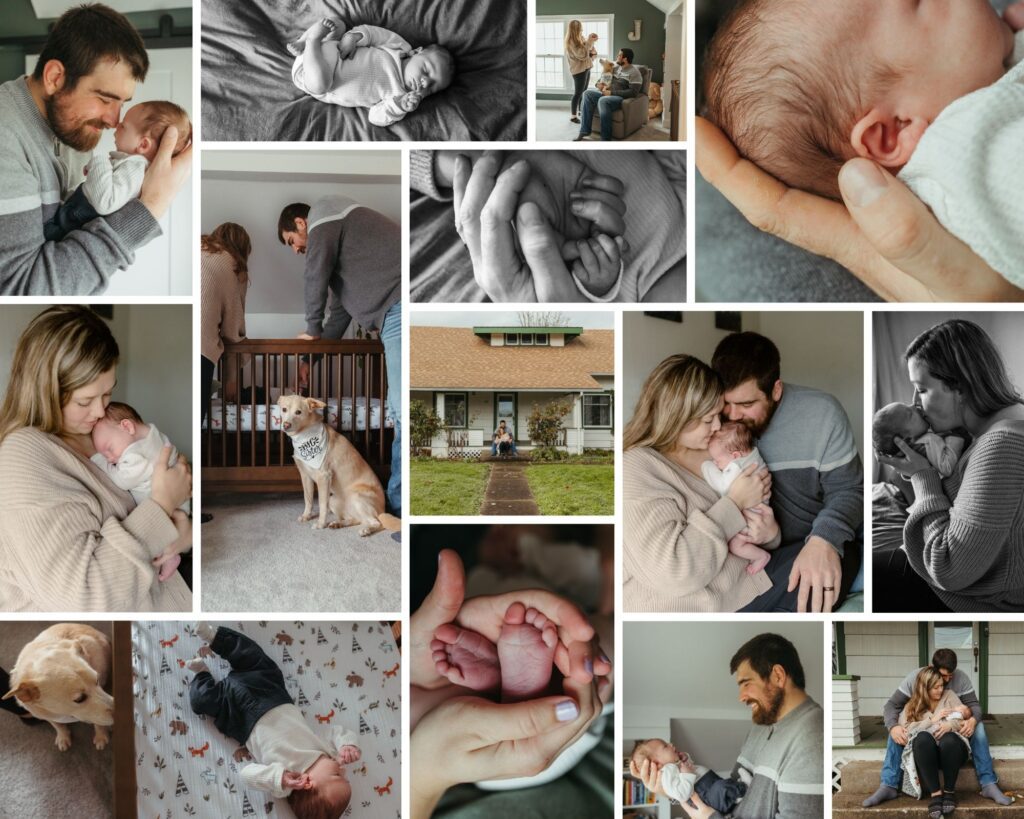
[472,326,584,335]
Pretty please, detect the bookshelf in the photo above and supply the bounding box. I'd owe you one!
[623,736,671,819]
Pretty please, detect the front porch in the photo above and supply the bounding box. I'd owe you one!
[840,715,1024,754]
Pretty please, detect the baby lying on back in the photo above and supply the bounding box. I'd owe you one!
[704,0,1024,285]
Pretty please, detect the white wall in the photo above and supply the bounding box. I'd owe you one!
[989,622,1024,714]
[842,622,917,716]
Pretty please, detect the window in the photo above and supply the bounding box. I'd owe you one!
[521,333,534,345]
[535,333,549,345]
[583,393,612,428]
[442,393,468,428]
[506,333,519,345]
[536,15,614,94]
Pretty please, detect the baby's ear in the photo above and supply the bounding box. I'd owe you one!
[411,46,424,54]
[850,108,928,169]
[121,418,137,436]
[138,135,154,157]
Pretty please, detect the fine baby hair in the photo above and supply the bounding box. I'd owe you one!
[132,100,192,156]
[287,781,350,819]
[872,402,925,456]
[714,420,754,454]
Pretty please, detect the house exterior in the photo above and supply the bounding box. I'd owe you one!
[410,325,614,456]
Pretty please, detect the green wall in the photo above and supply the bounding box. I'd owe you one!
[537,0,666,97]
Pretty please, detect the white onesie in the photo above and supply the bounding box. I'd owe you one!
[659,761,711,804]
[914,431,964,479]
[900,31,1024,287]
[701,448,766,497]
[90,423,188,512]
[81,151,148,214]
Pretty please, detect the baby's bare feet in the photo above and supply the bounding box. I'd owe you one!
[154,551,182,581]
[431,624,500,691]
[497,602,557,703]
[287,18,337,55]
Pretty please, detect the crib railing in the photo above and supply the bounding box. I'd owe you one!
[202,338,391,493]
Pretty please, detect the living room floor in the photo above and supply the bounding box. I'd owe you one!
[534,102,671,142]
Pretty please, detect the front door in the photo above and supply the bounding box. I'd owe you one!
[496,394,516,440]
[931,622,982,710]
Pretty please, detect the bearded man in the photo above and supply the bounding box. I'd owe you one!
[711,332,863,613]
[0,3,191,295]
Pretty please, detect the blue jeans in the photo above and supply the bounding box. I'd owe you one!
[578,89,624,140]
[380,301,402,515]
[880,721,997,788]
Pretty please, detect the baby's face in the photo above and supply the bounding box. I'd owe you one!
[91,418,137,464]
[644,739,683,767]
[843,0,1013,121]
[897,404,929,440]
[114,106,149,157]
[708,434,745,470]
[403,47,452,96]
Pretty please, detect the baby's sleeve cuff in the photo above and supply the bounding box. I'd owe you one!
[409,151,450,201]
[571,259,624,302]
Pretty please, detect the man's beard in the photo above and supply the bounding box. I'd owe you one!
[45,89,105,152]
[749,681,786,726]
[737,397,779,439]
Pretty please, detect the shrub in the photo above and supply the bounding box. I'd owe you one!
[410,399,445,455]
[527,398,573,448]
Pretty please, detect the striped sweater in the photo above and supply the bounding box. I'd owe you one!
[904,425,1024,611]
[0,427,191,612]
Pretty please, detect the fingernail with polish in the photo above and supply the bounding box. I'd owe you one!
[584,657,594,675]
[600,652,610,665]
[839,159,889,208]
[556,700,580,721]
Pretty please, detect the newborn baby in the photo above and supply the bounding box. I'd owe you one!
[704,0,1024,285]
[90,401,190,581]
[290,18,454,127]
[44,100,191,241]
[630,738,748,814]
[701,421,772,574]
[872,402,965,479]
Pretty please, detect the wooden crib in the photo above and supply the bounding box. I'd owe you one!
[202,338,393,493]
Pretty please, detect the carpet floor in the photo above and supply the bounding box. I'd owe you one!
[1,621,113,818]
[535,103,671,142]
[201,493,401,613]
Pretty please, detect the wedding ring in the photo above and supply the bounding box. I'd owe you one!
[823,586,835,592]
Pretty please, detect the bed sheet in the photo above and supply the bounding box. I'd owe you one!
[133,620,401,819]
[201,0,526,141]
[204,397,394,433]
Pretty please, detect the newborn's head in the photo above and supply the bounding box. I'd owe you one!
[91,401,146,464]
[403,44,455,96]
[708,420,754,470]
[632,739,695,772]
[287,755,351,819]
[872,402,928,456]
[703,0,1014,199]
[115,100,192,162]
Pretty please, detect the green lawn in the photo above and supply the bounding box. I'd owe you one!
[525,464,614,515]
[409,459,491,515]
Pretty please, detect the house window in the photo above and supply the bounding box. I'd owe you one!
[583,393,612,428]
[442,393,468,428]
[537,15,614,94]
[506,333,519,345]
[535,333,549,345]
[521,333,534,345]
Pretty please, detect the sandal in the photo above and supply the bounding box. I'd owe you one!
[570,115,580,123]
[928,796,944,819]
[941,792,957,815]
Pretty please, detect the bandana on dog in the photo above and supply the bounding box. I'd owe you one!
[289,424,329,470]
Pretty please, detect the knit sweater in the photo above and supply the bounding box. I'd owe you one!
[712,697,824,819]
[904,425,1024,611]
[758,384,863,555]
[0,427,191,612]
[883,668,981,730]
[565,41,595,75]
[0,77,160,295]
[622,447,779,612]
[200,250,248,362]
[303,195,401,338]
[82,150,148,214]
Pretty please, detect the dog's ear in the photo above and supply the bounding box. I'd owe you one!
[308,398,327,410]
[4,682,40,703]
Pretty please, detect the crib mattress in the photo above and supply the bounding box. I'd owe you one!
[204,397,394,433]
[133,620,401,819]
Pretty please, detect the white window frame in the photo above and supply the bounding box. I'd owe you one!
[535,333,549,346]
[506,333,520,346]
[521,333,534,346]
[582,392,613,429]
[536,14,615,95]
[441,392,469,429]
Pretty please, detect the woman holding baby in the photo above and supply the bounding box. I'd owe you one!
[0,306,192,612]
[875,319,1024,611]
[622,354,801,613]
[564,21,598,124]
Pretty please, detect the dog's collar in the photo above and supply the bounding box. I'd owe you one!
[289,423,329,470]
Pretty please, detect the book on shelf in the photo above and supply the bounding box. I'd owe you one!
[622,776,657,806]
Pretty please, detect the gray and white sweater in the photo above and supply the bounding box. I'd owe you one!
[882,668,981,730]
[758,384,863,556]
[712,697,824,819]
[0,77,160,295]
[303,195,401,338]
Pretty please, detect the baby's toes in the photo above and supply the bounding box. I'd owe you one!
[503,601,527,625]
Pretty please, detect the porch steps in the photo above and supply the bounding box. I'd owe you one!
[841,760,1024,793]
[480,454,532,462]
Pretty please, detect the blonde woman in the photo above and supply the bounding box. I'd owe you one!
[623,354,787,612]
[0,306,192,611]
[898,668,973,816]
[564,20,598,123]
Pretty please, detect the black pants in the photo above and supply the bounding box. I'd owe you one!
[189,627,294,745]
[43,185,101,242]
[201,355,215,425]
[912,732,969,795]
[695,770,746,814]
[571,70,591,116]
[737,541,802,612]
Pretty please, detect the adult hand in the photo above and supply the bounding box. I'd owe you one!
[933,722,952,740]
[1005,2,1024,31]
[139,126,192,221]
[788,536,842,613]
[296,332,319,340]
[695,117,1023,302]
[409,549,466,689]
[631,758,665,798]
[680,792,716,819]
[282,770,312,790]
[150,446,191,515]
[743,503,778,545]
[726,464,770,511]
[876,436,933,478]
[168,509,192,552]
[958,716,977,738]
[890,724,909,746]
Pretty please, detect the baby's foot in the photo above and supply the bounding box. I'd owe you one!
[154,552,182,582]
[185,657,209,673]
[287,18,337,55]
[497,603,557,703]
[746,552,771,575]
[431,624,500,691]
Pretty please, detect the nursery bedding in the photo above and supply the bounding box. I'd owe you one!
[201,0,526,141]
[133,620,401,819]
[204,397,393,433]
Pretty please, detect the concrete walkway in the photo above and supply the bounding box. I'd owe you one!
[480,461,539,515]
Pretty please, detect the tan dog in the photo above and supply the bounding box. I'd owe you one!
[278,394,400,535]
[3,624,114,751]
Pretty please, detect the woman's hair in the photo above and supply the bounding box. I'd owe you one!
[0,306,119,443]
[905,320,1022,418]
[623,355,723,453]
[201,222,252,286]
[564,19,585,52]
[904,667,945,724]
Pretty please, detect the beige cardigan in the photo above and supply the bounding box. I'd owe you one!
[565,40,596,75]
[201,249,247,363]
[623,447,778,612]
[0,427,192,612]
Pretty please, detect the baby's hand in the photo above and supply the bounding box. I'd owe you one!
[399,90,423,112]
[282,770,313,790]
[570,234,623,298]
[337,744,361,764]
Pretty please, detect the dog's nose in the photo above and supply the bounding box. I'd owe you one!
[283,422,291,430]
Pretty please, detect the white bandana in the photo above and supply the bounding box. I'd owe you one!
[289,424,329,470]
